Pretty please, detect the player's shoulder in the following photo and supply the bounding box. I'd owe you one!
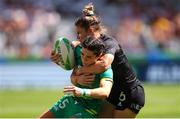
[98,67,113,77]
[101,34,118,44]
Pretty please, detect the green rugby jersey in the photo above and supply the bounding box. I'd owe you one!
[74,44,113,89]
[73,44,113,115]
[50,44,113,118]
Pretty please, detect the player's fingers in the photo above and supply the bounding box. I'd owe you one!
[50,55,60,63]
[51,54,59,59]
[84,74,95,79]
[84,77,95,82]
[84,74,95,78]
[84,74,95,77]
[51,52,59,60]
[86,80,94,83]
[76,69,83,75]
[63,89,75,95]
[84,81,93,86]
[64,85,75,89]
[52,57,59,62]
[84,73,94,76]
[51,51,59,58]
[63,89,74,93]
[64,87,75,92]
[50,57,58,62]
[84,78,94,84]
[85,78,94,82]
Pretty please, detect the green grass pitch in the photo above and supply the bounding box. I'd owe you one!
[0,84,180,118]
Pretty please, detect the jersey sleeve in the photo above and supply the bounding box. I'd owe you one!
[104,38,118,56]
[99,67,113,81]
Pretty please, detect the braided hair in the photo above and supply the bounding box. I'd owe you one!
[75,3,105,33]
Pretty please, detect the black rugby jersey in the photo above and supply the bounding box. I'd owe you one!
[100,34,136,83]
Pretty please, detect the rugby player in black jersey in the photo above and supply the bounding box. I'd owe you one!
[51,3,145,118]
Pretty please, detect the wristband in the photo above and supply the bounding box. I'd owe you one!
[80,88,91,97]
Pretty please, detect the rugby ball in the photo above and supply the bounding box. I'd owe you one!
[53,37,75,70]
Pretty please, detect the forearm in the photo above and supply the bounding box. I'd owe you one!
[64,80,112,99]
[80,61,108,74]
[82,81,113,99]
[76,87,109,99]
[78,54,114,74]
[89,87,111,99]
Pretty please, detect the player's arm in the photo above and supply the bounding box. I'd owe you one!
[50,51,60,65]
[71,68,95,86]
[51,40,80,65]
[77,54,114,75]
[66,67,113,99]
[64,79,113,99]
[77,39,117,75]
[88,78,113,99]
[85,68,113,99]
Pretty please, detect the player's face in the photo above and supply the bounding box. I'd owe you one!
[81,48,100,66]
[76,26,91,43]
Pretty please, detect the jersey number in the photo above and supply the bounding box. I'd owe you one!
[119,91,126,102]
[59,98,69,109]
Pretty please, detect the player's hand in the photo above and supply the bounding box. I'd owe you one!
[63,86,82,97]
[76,73,95,87]
[50,51,60,64]
[71,40,80,48]
[76,67,86,75]
[76,66,94,75]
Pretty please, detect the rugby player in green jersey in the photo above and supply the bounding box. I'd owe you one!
[39,37,113,118]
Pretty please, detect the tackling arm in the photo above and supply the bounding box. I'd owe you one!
[71,68,95,87]
[77,54,114,75]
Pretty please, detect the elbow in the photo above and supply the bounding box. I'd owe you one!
[98,83,112,99]
[101,94,109,99]
[99,91,110,99]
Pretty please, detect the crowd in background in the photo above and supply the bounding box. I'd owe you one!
[0,0,179,60]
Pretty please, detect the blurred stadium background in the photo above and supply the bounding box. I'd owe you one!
[0,0,180,118]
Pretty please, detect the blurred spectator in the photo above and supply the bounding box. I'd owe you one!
[0,0,179,60]
[174,13,180,37]
[116,17,146,54]
[150,17,174,49]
